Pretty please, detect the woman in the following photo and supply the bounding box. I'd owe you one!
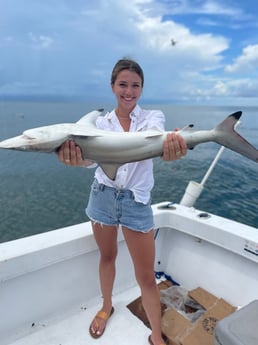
[58,58,187,345]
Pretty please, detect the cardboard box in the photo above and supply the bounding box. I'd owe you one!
[127,280,173,329]
[161,287,236,345]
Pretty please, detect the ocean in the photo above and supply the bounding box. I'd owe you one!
[0,101,257,243]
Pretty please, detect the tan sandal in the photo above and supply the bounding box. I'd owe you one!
[89,307,114,339]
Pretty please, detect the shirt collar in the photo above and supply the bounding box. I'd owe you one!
[106,104,141,121]
[130,104,141,119]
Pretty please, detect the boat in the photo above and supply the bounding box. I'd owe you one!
[1,148,258,345]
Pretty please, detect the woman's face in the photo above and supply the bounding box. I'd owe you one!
[111,69,143,113]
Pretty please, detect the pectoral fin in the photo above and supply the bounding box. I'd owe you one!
[99,163,122,180]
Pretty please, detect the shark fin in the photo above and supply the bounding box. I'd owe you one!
[149,126,163,132]
[215,111,242,131]
[180,124,194,131]
[144,127,164,138]
[214,111,258,162]
[76,109,104,126]
[99,163,122,180]
[145,132,164,138]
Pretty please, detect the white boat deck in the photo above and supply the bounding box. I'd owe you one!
[2,203,258,345]
[10,284,150,345]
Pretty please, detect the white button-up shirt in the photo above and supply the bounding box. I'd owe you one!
[94,104,165,204]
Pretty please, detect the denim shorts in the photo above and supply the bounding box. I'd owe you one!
[86,179,154,233]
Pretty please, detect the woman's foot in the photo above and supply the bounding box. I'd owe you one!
[89,307,114,338]
[148,334,166,345]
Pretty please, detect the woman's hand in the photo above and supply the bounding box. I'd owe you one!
[58,140,93,167]
[162,132,187,161]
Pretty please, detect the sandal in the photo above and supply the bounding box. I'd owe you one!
[89,307,114,339]
[148,335,166,345]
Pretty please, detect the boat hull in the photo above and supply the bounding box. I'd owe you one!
[0,203,258,344]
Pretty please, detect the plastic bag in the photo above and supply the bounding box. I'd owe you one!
[160,285,205,322]
[160,285,188,310]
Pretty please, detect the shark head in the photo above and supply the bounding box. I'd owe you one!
[0,109,105,153]
[0,109,103,152]
[0,124,72,152]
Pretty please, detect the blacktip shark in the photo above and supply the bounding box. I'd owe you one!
[0,109,257,180]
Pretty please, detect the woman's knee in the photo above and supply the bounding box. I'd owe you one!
[135,271,156,289]
[100,250,117,264]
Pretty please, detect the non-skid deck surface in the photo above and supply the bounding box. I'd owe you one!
[10,285,152,345]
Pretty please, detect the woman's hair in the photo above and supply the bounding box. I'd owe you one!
[111,58,144,87]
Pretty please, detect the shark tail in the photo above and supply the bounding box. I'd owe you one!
[214,111,258,162]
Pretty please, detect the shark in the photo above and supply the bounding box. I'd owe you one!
[0,109,257,180]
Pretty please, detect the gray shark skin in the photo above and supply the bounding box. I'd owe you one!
[0,109,257,180]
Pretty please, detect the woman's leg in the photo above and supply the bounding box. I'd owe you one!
[122,227,164,345]
[90,222,118,336]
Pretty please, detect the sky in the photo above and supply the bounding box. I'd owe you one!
[1,0,258,105]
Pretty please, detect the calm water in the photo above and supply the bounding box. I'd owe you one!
[0,101,257,243]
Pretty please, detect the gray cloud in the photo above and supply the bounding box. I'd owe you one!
[0,0,258,104]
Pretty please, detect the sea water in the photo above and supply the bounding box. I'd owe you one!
[0,101,257,243]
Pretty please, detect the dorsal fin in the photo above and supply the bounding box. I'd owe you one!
[76,109,104,126]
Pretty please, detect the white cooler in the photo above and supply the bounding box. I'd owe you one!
[214,300,258,345]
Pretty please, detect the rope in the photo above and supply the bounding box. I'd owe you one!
[155,271,180,286]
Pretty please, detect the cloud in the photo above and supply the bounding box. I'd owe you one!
[0,0,230,100]
[28,33,54,49]
[196,17,220,26]
[1,0,258,104]
[225,45,258,74]
[188,77,258,100]
[215,79,258,98]
[200,0,243,16]
[157,0,244,17]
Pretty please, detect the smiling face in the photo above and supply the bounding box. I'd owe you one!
[111,69,143,115]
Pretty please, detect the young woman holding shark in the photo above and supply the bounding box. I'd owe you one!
[58,58,187,345]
